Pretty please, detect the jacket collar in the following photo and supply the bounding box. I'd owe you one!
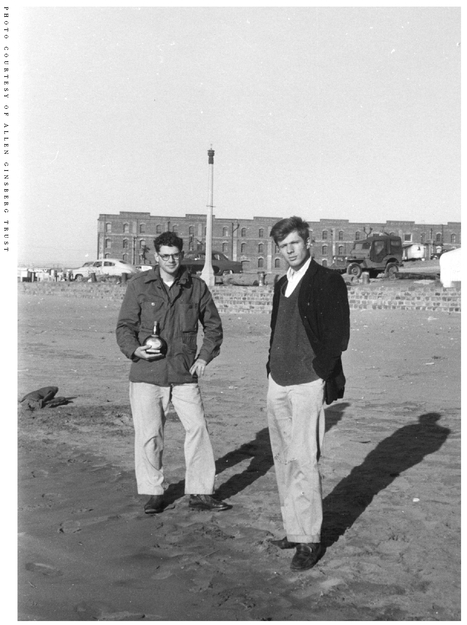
[278,257,319,287]
[143,265,192,286]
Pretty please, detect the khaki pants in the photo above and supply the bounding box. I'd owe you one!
[267,375,325,543]
[129,382,216,496]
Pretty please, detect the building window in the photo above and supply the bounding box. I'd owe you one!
[436,232,442,243]
[123,223,129,233]
[156,225,162,234]
[105,238,111,249]
[105,253,110,259]
[258,257,264,268]
[259,228,264,238]
[241,243,246,254]
[321,259,328,267]
[258,243,264,254]
[189,226,194,236]
[105,223,111,233]
[420,233,426,244]
[122,253,127,262]
[241,228,247,237]
[338,230,344,241]
[123,238,128,249]
[355,231,361,240]
[404,233,412,242]
[222,242,228,253]
[338,245,344,255]
[223,227,229,237]
[451,234,456,244]
[139,224,145,234]
[172,224,178,233]
[139,239,145,249]
[322,230,328,240]
[322,245,328,255]
[274,258,281,268]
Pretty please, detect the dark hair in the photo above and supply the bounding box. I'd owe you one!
[270,216,310,244]
[153,231,184,253]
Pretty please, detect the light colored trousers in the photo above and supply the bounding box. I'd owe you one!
[267,375,326,544]
[129,382,216,496]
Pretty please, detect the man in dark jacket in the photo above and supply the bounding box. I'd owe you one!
[116,231,230,514]
[267,216,350,571]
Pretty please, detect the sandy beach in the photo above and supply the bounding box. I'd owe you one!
[18,288,460,621]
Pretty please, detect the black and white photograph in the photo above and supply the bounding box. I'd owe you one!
[13,4,461,621]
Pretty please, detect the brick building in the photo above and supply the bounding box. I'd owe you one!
[97,212,461,273]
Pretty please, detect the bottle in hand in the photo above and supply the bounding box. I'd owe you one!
[144,321,168,356]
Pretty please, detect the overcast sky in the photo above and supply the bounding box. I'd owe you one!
[17,6,461,267]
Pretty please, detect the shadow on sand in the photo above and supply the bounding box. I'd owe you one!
[322,412,451,547]
[163,401,350,505]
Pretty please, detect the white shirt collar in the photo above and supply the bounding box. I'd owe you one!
[285,256,311,297]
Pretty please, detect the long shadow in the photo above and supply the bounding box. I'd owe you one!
[322,412,451,548]
[163,402,349,505]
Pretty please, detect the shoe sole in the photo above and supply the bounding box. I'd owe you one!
[144,506,164,514]
[189,504,230,512]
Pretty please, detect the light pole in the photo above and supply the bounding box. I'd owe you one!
[200,147,215,288]
[231,221,239,260]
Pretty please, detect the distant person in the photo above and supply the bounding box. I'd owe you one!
[116,231,230,514]
[267,216,350,571]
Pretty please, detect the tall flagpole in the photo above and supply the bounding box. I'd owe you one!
[200,146,215,288]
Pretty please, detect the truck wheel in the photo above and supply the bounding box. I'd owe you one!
[347,263,362,278]
[385,263,399,278]
[74,274,83,282]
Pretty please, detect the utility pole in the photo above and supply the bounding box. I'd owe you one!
[200,147,215,288]
[231,221,240,260]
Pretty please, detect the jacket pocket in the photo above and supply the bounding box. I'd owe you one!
[181,331,197,354]
[140,300,159,333]
[180,303,198,332]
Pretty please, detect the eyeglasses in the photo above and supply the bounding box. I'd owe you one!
[158,253,181,261]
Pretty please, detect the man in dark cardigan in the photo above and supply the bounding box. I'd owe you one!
[267,216,350,571]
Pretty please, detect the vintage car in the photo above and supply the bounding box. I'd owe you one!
[180,251,243,276]
[70,259,138,281]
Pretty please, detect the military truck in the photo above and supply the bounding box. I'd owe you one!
[345,233,403,278]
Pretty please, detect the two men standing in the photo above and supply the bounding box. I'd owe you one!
[116,216,349,572]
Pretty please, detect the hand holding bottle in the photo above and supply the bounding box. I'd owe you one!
[134,344,165,361]
[135,321,168,360]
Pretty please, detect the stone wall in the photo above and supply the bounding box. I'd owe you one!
[18,279,461,314]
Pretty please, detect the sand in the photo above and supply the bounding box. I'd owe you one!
[17,289,460,621]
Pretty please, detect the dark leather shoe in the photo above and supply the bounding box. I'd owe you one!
[290,543,324,571]
[270,537,298,549]
[144,495,164,514]
[189,494,231,511]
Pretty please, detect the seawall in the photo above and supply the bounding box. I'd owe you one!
[18,279,461,314]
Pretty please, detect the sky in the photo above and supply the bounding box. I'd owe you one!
[15,5,461,267]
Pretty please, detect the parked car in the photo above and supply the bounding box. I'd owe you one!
[180,251,243,276]
[330,255,348,272]
[345,234,403,278]
[70,259,138,281]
